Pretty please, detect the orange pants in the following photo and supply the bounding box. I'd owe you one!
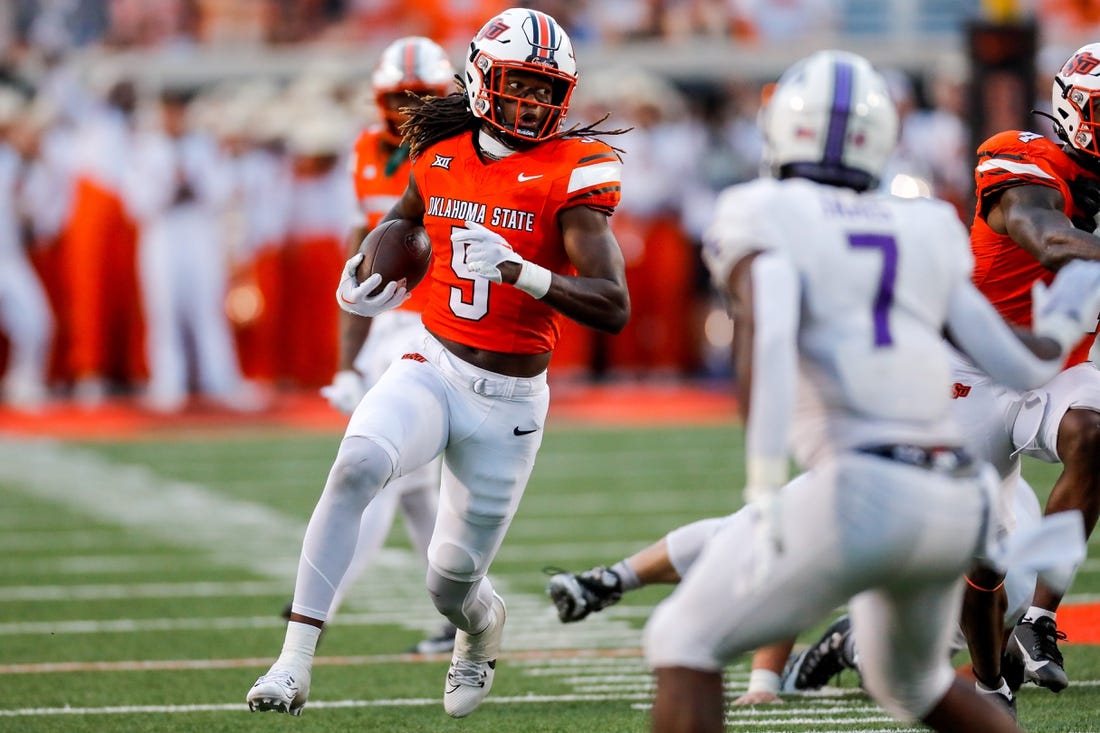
[232,245,284,383]
[278,234,343,388]
[60,179,146,386]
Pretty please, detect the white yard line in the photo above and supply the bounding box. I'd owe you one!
[0,439,643,649]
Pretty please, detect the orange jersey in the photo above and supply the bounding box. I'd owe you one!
[412,131,622,354]
[971,130,1098,365]
[348,127,429,312]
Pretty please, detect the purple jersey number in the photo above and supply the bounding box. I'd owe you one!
[848,233,897,347]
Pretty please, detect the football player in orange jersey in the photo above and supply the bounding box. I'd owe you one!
[300,36,460,655]
[951,42,1100,702]
[248,7,630,719]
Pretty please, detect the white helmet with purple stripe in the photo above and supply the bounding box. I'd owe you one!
[760,50,898,191]
[464,7,577,143]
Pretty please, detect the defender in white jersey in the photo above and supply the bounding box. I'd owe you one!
[643,50,1100,733]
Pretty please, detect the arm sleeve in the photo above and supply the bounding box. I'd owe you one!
[945,281,1062,390]
[745,252,799,493]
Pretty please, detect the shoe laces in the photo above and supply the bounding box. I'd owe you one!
[1030,617,1067,665]
[448,658,488,688]
[256,669,297,689]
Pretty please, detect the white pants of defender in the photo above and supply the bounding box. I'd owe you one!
[644,451,992,721]
[340,331,547,588]
[950,354,1100,530]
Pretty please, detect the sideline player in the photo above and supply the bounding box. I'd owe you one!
[643,49,1100,733]
[247,7,630,719]
[313,34,457,655]
[954,41,1100,697]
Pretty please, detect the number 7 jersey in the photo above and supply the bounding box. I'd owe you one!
[702,177,974,463]
[411,131,622,355]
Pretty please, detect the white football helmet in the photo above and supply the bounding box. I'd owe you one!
[464,8,577,144]
[372,36,455,144]
[1052,43,1100,163]
[760,50,898,190]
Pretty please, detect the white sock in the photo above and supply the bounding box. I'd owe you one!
[976,678,1012,696]
[1021,606,1056,624]
[275,621,322,668]
[611,560,641,591]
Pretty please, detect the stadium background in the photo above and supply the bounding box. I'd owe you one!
[3,2,1100,732]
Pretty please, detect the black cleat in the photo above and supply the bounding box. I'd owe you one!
[408,622,458,654]
[781,615,856,691]
[1005,616,1068,692]
[545,566,623,623]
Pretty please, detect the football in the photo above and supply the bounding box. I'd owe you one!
[355,219,432,295]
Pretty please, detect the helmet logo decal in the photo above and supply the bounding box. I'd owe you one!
[1063,52,1100,77]
[480,19,510,41]
[824,60,854,166]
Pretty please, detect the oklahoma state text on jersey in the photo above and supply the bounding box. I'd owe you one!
[349,127,429,313]
[412,131,622,354]
[972,130,1099,365]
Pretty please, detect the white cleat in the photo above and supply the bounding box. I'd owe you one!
[444,593,506,718]
[246,666,311,715]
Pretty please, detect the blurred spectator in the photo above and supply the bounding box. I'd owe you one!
[277,95,354,388]
[0,87,54,411]
[61,71,145,406]
[219,81,293,388]
[662,0,731,39]
[125,86,258,412]
[588,69,705,378]
[728,0,836,41]
[901,54,972,217]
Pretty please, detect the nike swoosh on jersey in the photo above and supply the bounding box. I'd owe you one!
[517,173,543,182]
[1014,637,1051,672]
[513,426,539,435]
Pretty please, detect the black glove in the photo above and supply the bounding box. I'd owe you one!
[1069,175,1100,231]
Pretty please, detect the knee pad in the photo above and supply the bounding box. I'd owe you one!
[425,567,494,629]
[860,657,954,721]
[643,598,722,673]
[326,436,395,504]
[427,539,479,581]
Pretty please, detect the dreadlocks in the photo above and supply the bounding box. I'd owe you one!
[401,77,630,160]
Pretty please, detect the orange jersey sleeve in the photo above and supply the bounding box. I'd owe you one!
[412,131,622,354]
[347,127,429,313]
[970,130,1098,365]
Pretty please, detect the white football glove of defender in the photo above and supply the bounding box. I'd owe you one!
[336,252,410,317]
[452,220,552,298]
[320,369,366,416]
[1032,259,1100,353]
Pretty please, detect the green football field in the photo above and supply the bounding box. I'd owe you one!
[1,420,1098,732]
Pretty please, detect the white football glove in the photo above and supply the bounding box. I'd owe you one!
[336,253,410,317]
[745,485,784,592]
[319,369,366,416]
[1032,259,1100,353]
[452,220,521,284]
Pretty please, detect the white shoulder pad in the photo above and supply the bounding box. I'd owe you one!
[701,179,785,294]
